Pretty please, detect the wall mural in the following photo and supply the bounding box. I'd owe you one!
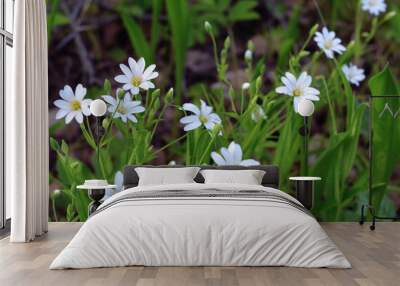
[371,96,400,218]
[48,0,400,222]
[378,103,400,118]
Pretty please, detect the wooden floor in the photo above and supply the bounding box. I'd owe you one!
[0,222,399,286]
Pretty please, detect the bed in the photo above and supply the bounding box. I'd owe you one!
[50,165,351,269]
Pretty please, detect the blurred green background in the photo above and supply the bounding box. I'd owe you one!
[47,0,400,222]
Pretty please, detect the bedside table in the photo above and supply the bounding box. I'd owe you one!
[77,182,116,215]
[289,177,321,210]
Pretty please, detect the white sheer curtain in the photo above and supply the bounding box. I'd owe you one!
[7,0,49,242]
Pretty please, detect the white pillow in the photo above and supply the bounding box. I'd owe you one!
[135,167,200,186]
[200,169,265,185]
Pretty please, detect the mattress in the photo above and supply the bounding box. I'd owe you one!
[50,183,351,269]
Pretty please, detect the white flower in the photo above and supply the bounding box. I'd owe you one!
[244,49,252,61]
[204,21,212,32]
[314,27,346,59]
[242,82,250,90]
[104,171,123,200]
[54,84,92,124]
[114,57,159,95]
[102,91,145,123]
[211,142,260,166]
[251,105,267,122]
[180,100,222,132]
[275,72,320,112]
[342,64,366,86]
[361,0,386,16]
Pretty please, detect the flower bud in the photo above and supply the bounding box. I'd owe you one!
[347,40,355,49]
[309,24,319,36]
[151,89,160,102]
[51,189,61,199]
[221,49,227,59]
[102,117,111,129]
[153,98,160,110]
[224,36,231,49]
[256,76,263,91]
[298,50,310,58]
[103,79,111,94]
[117,88,125,99]
[61,140,69,154]
[211,124,223,136]
[50,137,60,152]
[204,21,212,33]
[244,49,253,61]
[242,82,250,90]
[164,88,174,104]
[383,11,396,22]
[247,40,254,51]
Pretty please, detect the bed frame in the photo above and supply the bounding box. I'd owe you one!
[123,165,280,189]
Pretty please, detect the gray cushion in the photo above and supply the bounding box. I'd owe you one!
[123,165,279,189]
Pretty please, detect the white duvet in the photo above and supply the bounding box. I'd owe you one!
[50,183,351,269]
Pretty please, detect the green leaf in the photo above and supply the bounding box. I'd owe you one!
[276,5,300,71]
[50,137,60,152]
[47,0,62,43]
[166,0,191,102]
[368,65,400,213]
[151,0,162,54]
[66,203,75,222]
[228,1,259,22]
[342,103,367,180]
[71,188,89,221]
[103,79,111,95]
[310,103,366,220]
[52,13,70,26]
[310,133,349,219]
[369,65,400,96]
[61,140,69,155]
[120,12,152,62]
[273,108,302,189]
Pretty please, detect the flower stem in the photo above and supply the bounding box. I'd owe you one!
[199,134,217,164]
[144,90,151,116]
[354,0,363,61]
[312,0,326,26]
[227,24,239,72]
[150,102,170,139]
[154,133,188,155]
[186,132,192,165]
[100,99,122,146]
[322,78,338,135]
[51,195,58,222]
[209,30,219,69]
[85,116,94,140]
[80,124,96,149]
[97,148,107,179]
[240,90,245,114]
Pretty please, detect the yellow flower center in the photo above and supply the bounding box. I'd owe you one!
[70,100,81,111]
[324,40,333,49]
[117,105,127,114]
[199,115,209,124]
[293,88,302,97]
[131,76,142,87]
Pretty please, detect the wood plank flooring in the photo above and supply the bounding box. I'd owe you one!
[0,222,399,286]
